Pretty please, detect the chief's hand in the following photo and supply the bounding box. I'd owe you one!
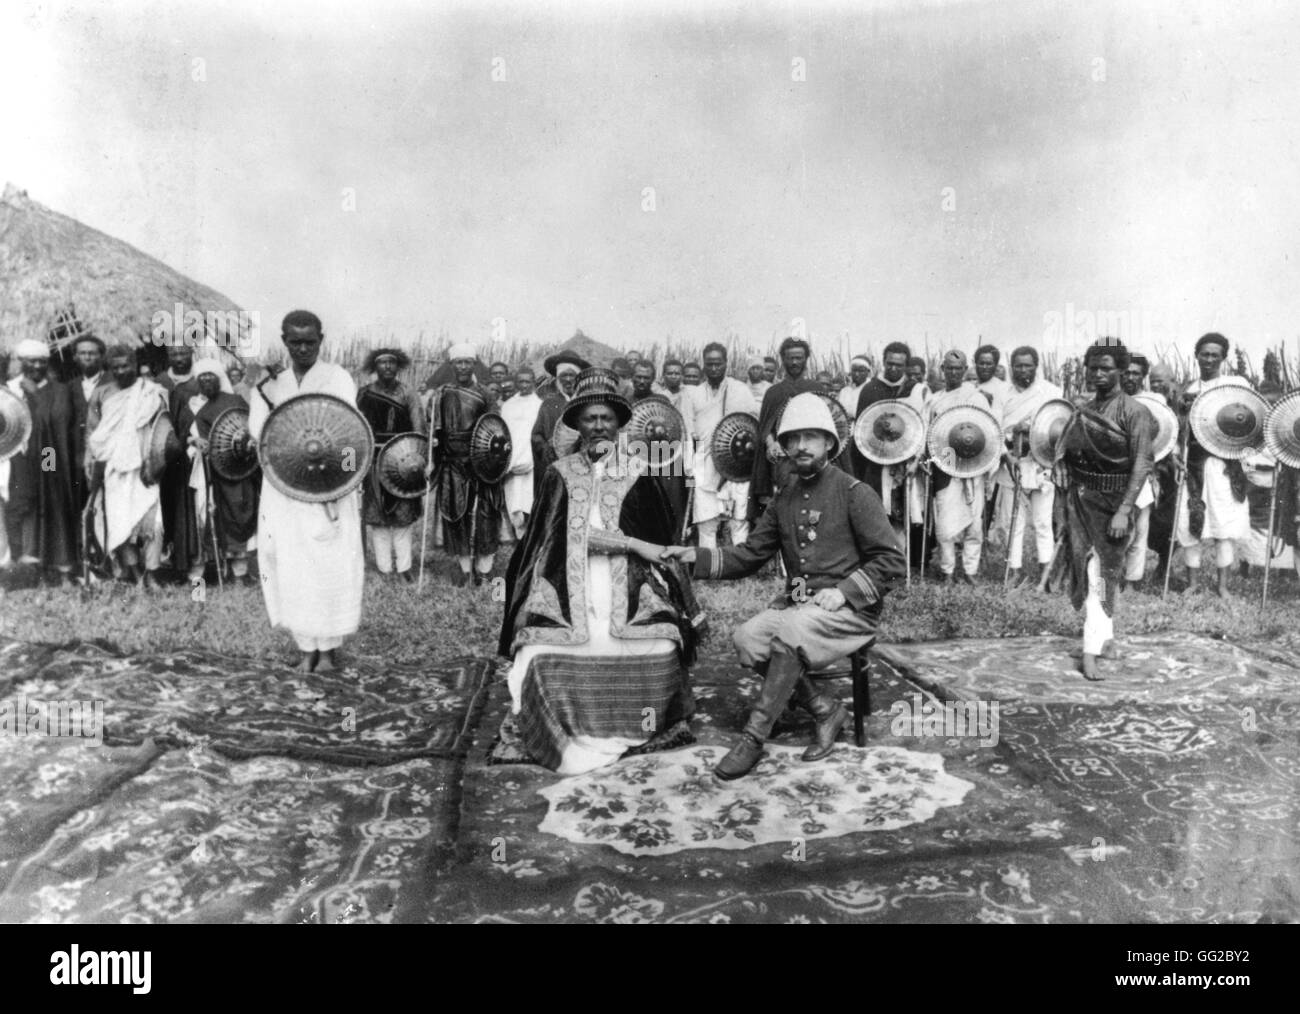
[661,545,697,564]
[812,588,846,611]
[628,539,665,565]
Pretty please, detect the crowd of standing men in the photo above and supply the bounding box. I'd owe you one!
[3,317,1296,678]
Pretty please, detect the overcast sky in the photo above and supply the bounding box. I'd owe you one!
[2,0,1297,363]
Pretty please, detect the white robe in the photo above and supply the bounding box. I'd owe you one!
[686,377,757,524]
[928,386,991,541]
[1175,378,1252,545]
[86,379,168,553]
[992,377,1062,493]
[500,391,542,516]
[248,361,364,642]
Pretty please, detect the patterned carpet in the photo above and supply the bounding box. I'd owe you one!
[4,633,1299,922]
[0,640,491,922]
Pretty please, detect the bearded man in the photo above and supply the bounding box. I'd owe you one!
[665,392,906,779]
[749,336,822,523]
[85,344,169,586]
[998,346,1063,588]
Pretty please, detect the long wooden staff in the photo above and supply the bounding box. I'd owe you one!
[1162,442,1190,600]
[201,454,224,591]
[1003,463,1024,588]
[920,464,932,583]
[418,388,440,591]
[1260,477,1279,613]
[903,469,912,591]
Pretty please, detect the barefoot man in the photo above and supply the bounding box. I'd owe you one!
[247,311,365,673]
[1052,338,1154,681]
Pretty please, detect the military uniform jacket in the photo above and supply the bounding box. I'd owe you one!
[694,462,906,614]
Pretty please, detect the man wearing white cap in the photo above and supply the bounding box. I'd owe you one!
[530,350,590,500]
[838,355,871,417]
[431,343,504,586]
[746,357,771,403]
[686,343,756,549]
[665,392,906,780]
[4,339,79,582]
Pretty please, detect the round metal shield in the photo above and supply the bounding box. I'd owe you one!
[926,403,1001,478]
[258,393,375,502]
[775,391,852,461]
[145,411,183,483]
[470,412,512,484]
[377,432,430,498]
[1133,393,1178,463]
[625,396,685,473]
[0,387,33,462]
[712,412,759,482]
[853,399,925,466]
[208,406,259,481]
[551,417,580,458]
[1028,398,1076,470]
[1189,379,1268,460]
[1264,390,1300,469]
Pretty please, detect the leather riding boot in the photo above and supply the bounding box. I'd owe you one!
[716,648,803,780]
[794,677,849,762]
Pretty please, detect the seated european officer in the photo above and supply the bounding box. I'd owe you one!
[663,392,906,780]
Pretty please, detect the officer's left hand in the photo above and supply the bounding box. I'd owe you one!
[812,588,846,611]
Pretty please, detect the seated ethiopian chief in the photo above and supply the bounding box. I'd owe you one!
[498,367,704,775]
[663,392,906,780]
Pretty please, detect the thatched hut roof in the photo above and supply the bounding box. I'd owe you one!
[528,330,623,375]
[0,182,251,355]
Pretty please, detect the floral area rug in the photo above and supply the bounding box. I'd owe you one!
[434,640,1300,923]
[0,639,492,922]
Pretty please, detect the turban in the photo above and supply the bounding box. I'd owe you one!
[1150,363,1175,382]
[748,356,765,369]
[447,343,477,361]
[191,359,234,394]
[851,355,870,367]
[15,339,50,359]
[555,361,580,378]
[942,350,968,369]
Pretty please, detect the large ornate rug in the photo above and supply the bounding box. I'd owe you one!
[0,640,491,922]
[4,633,1299,923]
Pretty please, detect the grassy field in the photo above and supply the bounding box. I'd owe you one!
[2,544,1296,667]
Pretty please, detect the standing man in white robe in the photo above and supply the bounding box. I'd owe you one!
[687,343,757,548]
[838,355,871,417]
[998,347,1063,588]
[926,350,992,584]
[247,311,364,673]
[501,365,542,539]
[1174,333,1253,597]
[85,345,169,586]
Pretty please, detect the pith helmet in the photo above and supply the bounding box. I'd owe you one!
[777,392,840,457]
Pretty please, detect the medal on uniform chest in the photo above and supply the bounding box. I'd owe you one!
[807,528,817,541]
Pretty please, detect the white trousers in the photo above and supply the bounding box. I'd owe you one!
[1123,504,1151,581]
[1083,551,1113,656]
[368,523,414,573]
[1182,538,1236,571]
[1006,485,1056,569]
[937,525,983,576]
[294,634,344,652]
